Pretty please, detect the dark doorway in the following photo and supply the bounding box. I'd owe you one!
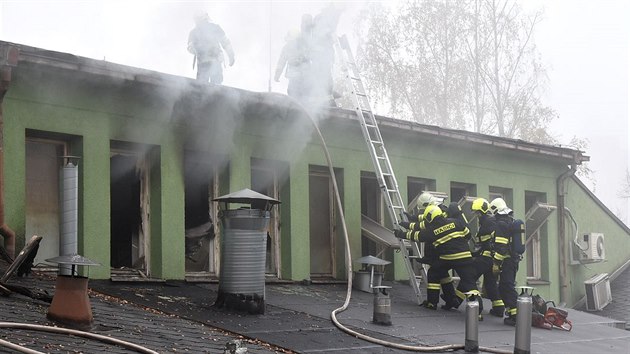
[184,152,215,273]
[110,154,141,269]
[360,172,380,257]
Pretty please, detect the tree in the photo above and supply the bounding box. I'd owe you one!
[353,0,556,143]
[568,136,595,190]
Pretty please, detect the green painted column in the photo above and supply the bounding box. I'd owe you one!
[80,124,111,279]
[343,166,362,279]
[150,139,185,280]
[287,159,309,281]
[2,121,26,251]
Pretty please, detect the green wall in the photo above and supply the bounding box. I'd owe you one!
[3,60,628,307]
[565,177,630,305]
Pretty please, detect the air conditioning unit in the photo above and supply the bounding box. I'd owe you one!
[579,233,605,262]
[584,273,612,311]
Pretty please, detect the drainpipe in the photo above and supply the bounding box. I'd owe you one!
[0,45,19,258]
[556,162,577,306]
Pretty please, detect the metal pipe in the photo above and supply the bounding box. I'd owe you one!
[556,163,576,305]
[465,297,479,353]
[514,292,533,354]
[59,158,79,275]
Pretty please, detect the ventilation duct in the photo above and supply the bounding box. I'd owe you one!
[59,156,79,275]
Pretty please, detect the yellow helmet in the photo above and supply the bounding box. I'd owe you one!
[417,192,436,209]
[423,204,443,223]
[471,198,490,214]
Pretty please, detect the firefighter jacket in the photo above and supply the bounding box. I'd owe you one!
[446,202,470,240]
[475,213,497,259]
[188,21,234,64]
[493,214,526,261]
[404,215,471,261]
[274,35,311,81]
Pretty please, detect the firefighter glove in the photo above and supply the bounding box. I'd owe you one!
[399,221,411,229]
[394,229,407,239]
[402,211,414,220]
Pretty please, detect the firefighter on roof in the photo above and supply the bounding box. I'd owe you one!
[188,12,235,84]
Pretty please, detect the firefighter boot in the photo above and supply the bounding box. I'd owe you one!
[421,300,437,310]
[489,306,505,317]
[440,294,462,310]
[504,314,517,326]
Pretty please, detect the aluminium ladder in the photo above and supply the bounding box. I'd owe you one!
[335,34,425,305]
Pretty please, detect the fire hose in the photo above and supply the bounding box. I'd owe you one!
[307,109,511,353]
[0,322,158,354]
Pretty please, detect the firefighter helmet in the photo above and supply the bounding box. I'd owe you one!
[417,192,436,209]
[471,198,490,214]
[490,198,512,215]
[423,204,443,223]
[193,11,210,24]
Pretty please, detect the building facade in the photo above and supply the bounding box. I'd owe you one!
[1,41,628,307]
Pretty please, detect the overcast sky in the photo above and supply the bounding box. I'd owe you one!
[1,0,628,223]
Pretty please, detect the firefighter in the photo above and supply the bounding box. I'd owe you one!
[188,12,235,84]
[395,204,479,311]
[401,192,459,310]
[311,4,342,105]
[274,29,307,97]
[490,197,526,326]
[470,198,504,317]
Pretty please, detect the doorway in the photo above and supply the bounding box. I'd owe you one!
[110,146,150,272]
[251,158,284,277]
[184,151,217,274]
[360,171,381,257]
[25,139,65,268]
[308,165,336,278]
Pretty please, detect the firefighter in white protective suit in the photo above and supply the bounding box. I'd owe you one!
[188,12,235,84]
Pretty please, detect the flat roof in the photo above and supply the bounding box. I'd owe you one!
[1,40,588,165]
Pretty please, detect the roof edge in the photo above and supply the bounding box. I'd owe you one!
[324,107,589,165]
[571,175,630,235]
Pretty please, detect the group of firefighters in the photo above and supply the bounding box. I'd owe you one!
[185,10,526,325]
[395,192,526,326]
[186,6,342,106]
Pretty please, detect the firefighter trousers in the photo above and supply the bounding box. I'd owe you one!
[498,257,520,317]
[473,255,504,310]
[427,258,477,307]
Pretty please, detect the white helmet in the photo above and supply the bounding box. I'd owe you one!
[490,198,512,215]
[417,192,437,209]
[194,11,210,24]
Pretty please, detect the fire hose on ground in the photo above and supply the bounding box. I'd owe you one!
[307,110,511,354]
[0,322,159,354]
